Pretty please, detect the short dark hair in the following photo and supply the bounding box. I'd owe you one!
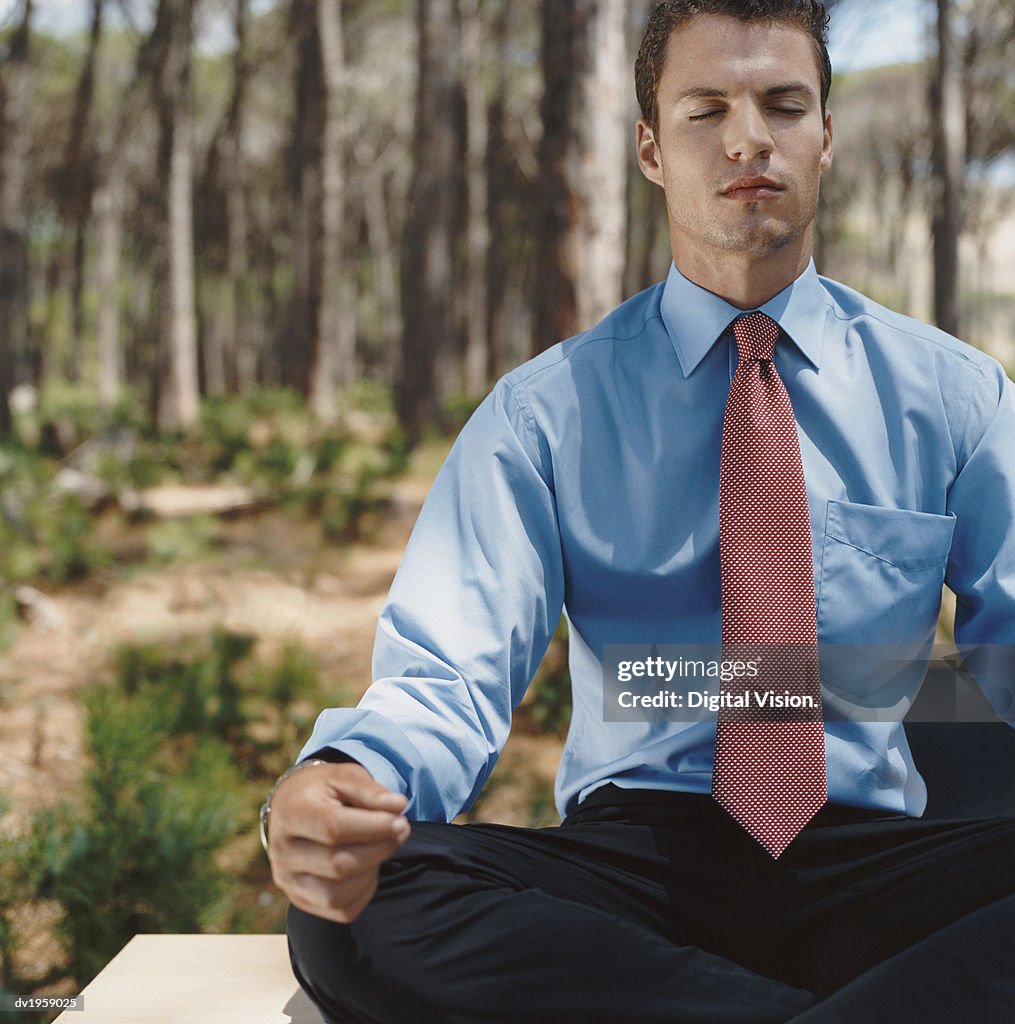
[635,1,832,132]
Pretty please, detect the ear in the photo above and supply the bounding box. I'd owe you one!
[636,119,665,188]
[819,109,833,174]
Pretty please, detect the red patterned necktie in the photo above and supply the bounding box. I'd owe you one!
[712,311,826,859]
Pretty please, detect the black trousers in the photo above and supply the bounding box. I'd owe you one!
[287,787,1015,1023]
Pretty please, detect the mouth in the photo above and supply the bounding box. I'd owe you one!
[721,177,785,201]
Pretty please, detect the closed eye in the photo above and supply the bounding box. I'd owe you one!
[688,105,808,123]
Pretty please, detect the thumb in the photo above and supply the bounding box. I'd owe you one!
[322,763,409,814]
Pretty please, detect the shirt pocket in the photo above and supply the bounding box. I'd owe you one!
[816,500,956,650]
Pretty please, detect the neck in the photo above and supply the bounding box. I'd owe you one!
[671,234,813,310]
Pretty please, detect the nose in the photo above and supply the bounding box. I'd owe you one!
[723,102,774,161]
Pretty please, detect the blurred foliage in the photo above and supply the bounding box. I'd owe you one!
[115,629,256,744]
[0,628,346,998]
[439,391,485,433]
[25,698,245,986]
[0,445,109,588]
[112,628,335,775]
[527,617,572,736]
[0,799,23,995]
[527,779,560,828]
[251,640,328,751]
[146,514,223,564]
[0,386,408,644]
[0,382,408,997]
[169,389,409,541]
[462,764,516,825]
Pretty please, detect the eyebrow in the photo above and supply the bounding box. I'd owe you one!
[677,81,815,102]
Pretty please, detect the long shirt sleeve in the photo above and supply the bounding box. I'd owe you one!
[946,359,1015,723]
[300,379,565,820]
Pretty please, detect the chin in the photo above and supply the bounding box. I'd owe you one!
[713,224,801,257]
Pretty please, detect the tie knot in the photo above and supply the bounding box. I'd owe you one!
[732,312,780,363]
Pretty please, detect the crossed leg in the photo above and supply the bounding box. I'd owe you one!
[287,789,1015,1024]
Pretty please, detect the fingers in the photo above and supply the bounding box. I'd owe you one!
[325,770,409,814]
[267,760,413,921]
[271,762,409,848]
[285,869,381,925]
[275,824,413,924]
[280,833,409,882]
[288,800,410,847]
[271,831,410,923]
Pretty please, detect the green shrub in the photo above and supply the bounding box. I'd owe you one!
[87,433,168,492]
[0,445,107,587]
[0,798,22,993]
[194,391,312,487]
[343,379,396,416]
[0,388,410,591]
[115,629,255,741]
[249,641,334,767]
[145,515,222,565]
[440,391,484,432]
[112,629,333,774]
[527,779,560,828]
[23,684,246,986]
[255,640,323,711]
[528,618,572,736]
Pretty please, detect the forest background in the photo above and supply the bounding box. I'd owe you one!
[0,0,1013,1016]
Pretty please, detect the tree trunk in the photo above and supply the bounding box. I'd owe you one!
[397,0,459,443]
[289,0,323,396]
[154,0,199,431]
[577,0,629,328]
[459,0,490,399]
[484,0,513,384]
[0,0,33,435]
[222,0,251,395]
[89,0,173,411]
[94,163,125,407]
[931,0,965,337]
[63,0,105,385]
[534,0,629,354]
[309,0,350,422]
[357,141,402,385]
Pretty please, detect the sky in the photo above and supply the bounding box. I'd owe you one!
[2,0,931,72]
[827,0,931,73]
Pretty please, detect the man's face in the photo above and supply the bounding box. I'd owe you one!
[637,15,833,270]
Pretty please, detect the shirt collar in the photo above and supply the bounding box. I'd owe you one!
[659,259,827,378]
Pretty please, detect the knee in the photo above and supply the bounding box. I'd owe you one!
[287,905,360,1023]
[287,903,439,1024]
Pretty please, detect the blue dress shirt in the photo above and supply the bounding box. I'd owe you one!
[301,260,1015,821]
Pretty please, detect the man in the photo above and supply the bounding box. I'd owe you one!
[266,2,1015,1021]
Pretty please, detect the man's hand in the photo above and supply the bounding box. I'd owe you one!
[267,761,410,924]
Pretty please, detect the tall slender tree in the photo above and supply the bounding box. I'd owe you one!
[289,0,324,396]
[309,0,351,422]
[931,0,966,337]
[459,0,490,399]
[356,135,403,385]
[93,167,123,408]
[398,0,459,442]
[153,0,200,430]
[534,0,629,355]
[0,0,33,434]
[199,0,252,398]
[90,0,174,409]
[60,0,105,384]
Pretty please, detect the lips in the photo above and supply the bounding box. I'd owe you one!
[721,177,784,200]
